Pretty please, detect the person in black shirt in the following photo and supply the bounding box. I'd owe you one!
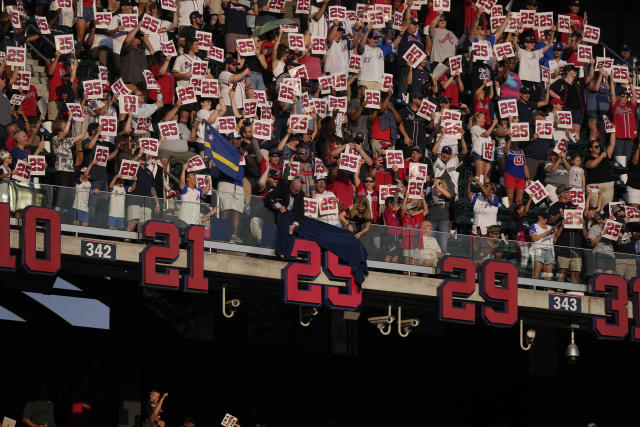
[585,131,616,207]
[178,11,204,48]
[626,141,640,206]
[550,64,584,137]
[549,185,583,283]
[399,92,430,157]
[83,123,121,227]
[126,156,160,232]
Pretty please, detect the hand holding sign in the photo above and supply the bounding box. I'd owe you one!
[525,180,548,204]
[119,160,139,179]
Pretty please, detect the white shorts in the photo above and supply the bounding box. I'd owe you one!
[218,181,245,213]
[627,186,640,204]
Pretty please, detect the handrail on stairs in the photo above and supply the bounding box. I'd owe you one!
[24,24,57,65]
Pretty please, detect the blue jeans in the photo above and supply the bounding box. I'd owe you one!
[88,179,108,227]
[250,71,267,91]
[430,219,450,254]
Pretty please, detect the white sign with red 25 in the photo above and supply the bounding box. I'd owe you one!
[304,198,319,218]
[94,146,109,167]
[407,179,423,199]
[339,153,360,173]
[12,70,30,90]
[525,180,548,204]
[236,39,256,56]
[625,206,640,223]
[54,34,74,54]
[601,219,622,241]
[187,155,206,172]
[403,44,426,68]
[449,55,462,75]
[119,160,139,179]
[215,117,236,134]
[99,116,118,137]
[319,197,338,216]
[159,121,180,139]
[66,103,83,121]
[176,86,197,104]
[139,138,159,157]
[364,90,380,109]
[498,99,518,118]
[612,65,630,83]
[493,42,515,60]
[535,120,553,139]
[564,209,583,229]
[140,14,161,34]
[289,115,310,132]
[556,111,573,129]
[568,189,585,208]
[471,42,491,62]
[12,160,31,182]
[35,15,51,33]
[385,150,404,169]
[378,185,397,202]
[417,99,436,120]
[577,44,592,62]
[510,122,530,142]
[119,95,138,114]
[27,156,46,176]
[409,163,428,183]
[253,120,272,140]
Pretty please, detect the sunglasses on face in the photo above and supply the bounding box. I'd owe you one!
[590,145,600,149]
[298,151,309,155]
[365,179,374,183]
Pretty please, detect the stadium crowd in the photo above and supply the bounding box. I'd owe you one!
[1,0,640,284]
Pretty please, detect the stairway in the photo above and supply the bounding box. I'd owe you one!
[25,56,49,103]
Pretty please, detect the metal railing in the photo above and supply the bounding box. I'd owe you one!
[3,181,638,293]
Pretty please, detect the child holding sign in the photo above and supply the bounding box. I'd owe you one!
[74,161,99,226]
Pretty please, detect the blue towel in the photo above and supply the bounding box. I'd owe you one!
[275,212,369,286]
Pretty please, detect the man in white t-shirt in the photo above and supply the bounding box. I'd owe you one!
[324,21,351,75]
[358,28,400,90]
[219,56,250,115]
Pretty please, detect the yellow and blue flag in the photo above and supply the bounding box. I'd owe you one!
[203,121,241,179]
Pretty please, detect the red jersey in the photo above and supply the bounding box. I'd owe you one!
[48,63,75,101]
[401,211,424,249]
[560,14,584,43]
[438,73,460,107]
[148,65,175,105]
[22,85,38,117]
[370,117,391,143]
[356,182,379,223]
[329,173,354,209]
[383,207,403,235]
[611,101,637,139]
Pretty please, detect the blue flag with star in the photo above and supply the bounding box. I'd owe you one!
[203,121,241,179]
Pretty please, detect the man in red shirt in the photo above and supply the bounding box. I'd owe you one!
[561,0,584,43]
[47,52,77,120]
[609,85,637,171]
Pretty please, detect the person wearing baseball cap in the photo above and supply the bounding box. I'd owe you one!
[617,44,634,70]
[561,1,584,44]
